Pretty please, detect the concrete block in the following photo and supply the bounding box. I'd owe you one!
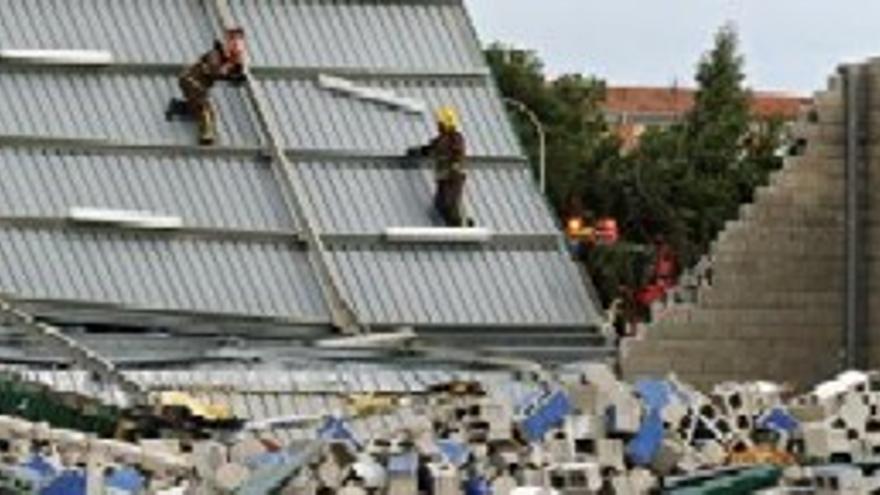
[215,463,250,492]
[595,439,625,470]
[564,383,598,414]
[650,439,686,476]
[803,423,850,460]
[427,463,460,495]
[542,463,602,493]
[567,414,604,441]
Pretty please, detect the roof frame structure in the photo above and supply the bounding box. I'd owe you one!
[0,0,606,363]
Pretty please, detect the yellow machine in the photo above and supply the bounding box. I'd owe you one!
[347,393,397,417]
[151,391,233,421]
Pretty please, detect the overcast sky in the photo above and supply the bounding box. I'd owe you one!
[464,0,880,94]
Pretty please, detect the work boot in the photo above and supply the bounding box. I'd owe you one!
[165,98,189,121]
[198,109,217,145]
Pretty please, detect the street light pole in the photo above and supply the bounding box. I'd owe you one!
[503,97,546,194]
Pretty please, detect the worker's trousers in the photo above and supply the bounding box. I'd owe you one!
[434,172,467,227]
[180,79,217,145]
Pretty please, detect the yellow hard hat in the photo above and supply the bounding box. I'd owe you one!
[436,106,459,130]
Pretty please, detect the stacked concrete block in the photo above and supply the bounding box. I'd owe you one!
[621,62,874,390]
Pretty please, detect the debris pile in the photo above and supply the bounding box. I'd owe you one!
[4,366,880,493]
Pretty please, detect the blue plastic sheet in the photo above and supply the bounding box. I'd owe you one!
[626,380,679,466]
[626,410,664,466]
[16,455,56,490]
[105,466,145,493]
[41,470,86,495]
[318,416,361,449]
[388,453,419,475]
[23,456,55,480]
[464,475,491,495]
[436,440,471,468]
[518,390,572,442]
[759,407,798,433]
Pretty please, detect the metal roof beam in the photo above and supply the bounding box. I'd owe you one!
[0,61,490,81]
[0,219,562,249]
[284,149,527,167]
[212,0,363,335]
[0,296,147,402]
[322,233,562,250]
[0,135,266,158]
[0,136,526,165]
[0,218,303,243]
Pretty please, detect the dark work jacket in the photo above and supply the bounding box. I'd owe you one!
[419,130,466,181]
[179,49,242,97]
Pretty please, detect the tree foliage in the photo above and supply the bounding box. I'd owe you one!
[485,26,786,304]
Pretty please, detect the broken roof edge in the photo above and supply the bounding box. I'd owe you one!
[11,297,333,336]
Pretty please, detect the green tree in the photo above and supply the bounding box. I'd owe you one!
[485,26,785,305]
[687,24,750,175]
[484,43,620,213]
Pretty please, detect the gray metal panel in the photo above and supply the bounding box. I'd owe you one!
[0,228,328,320]
[260,77,519,156]
[0,70,258,146]
[229,0,483,70]
[0,148,294,231]
[330,246,600,326]
[295,159,556,234]
[0,0,211,64]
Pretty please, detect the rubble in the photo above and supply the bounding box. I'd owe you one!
[3,366,880,493]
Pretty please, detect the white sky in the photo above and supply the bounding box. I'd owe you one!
[464,0,880,94]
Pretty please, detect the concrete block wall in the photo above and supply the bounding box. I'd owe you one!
[622,65,860,391]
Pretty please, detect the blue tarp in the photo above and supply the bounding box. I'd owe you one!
[436,440,471,468]
[318,416,361,449]
[16,455,56,490]
[636,380,675,411]
[518,390,572,442]
[759,408,798,433]
[626,410,664,466]
[388,453,419,475]
[105,466,145,493]
[464,475,491,495]
[626,380,677,466]
[23,456,55,480]
[41,470,86,495]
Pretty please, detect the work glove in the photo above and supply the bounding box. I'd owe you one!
[227,66,247,86]
[406,146,428,158]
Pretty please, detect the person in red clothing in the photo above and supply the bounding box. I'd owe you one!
[635,235,679,309]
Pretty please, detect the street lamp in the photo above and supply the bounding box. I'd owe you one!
[504,97,546,194]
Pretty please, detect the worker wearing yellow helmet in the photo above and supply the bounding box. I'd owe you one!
[407,106,473,227]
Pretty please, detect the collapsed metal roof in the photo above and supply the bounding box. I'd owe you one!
[0,0,603,362]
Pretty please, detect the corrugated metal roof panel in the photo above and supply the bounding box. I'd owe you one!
[0,148,294,231]
[295,159,555,234]
[0,0,211,64]
[0,228,328,319]
[261,77,519,156]
[229,0,483,70]
[329,246,599,326]
[0,70,257,146]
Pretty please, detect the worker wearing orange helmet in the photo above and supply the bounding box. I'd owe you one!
[408,107,473,227]
[166,28,247,145]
